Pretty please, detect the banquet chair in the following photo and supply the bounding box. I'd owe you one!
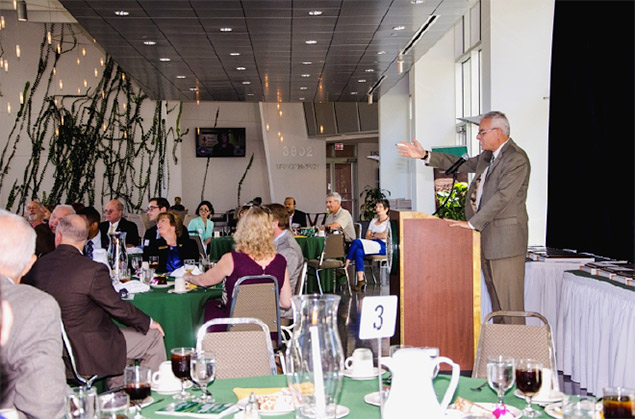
[308,231,351,294]
[354,222,363,239]
[196,317,277,379]
[60,320,102,389]
[229,275,281,348]
[188,233,207,259]
[363,225,393,285]
[280,260,309,345]
[306,212,327,227]
[472,311,558,389]
[127,213,146,240]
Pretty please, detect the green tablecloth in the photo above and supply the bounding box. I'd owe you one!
[208,236,324,261]
[129,286,222,356]
[140,374,543,417]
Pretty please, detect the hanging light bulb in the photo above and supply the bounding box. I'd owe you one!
[15,45,20,59]
[59,80,63,90]
[61,114,64,124]
[47,30,52,44]
[7,103,11,114]
[265,123,270,132]
[123,102,127,111]
[277,103,280,110]
[77,87,81,94]
[82,47,86,56]
[55,126,59,136]
[4,61,8,72]
[197,127,200,135]
[278,131,281,137]
[94,68,98,78]
[1,16,5,29]
[101,90,105,99]
[57,43,61,54]
[280,135,284,142]
[12,0,16,9]
[83,79,87,88]
[52,66,56,75]
[103,123,107,131]
[19,92,23,104]
[100,57,104,67]
[54,98,58,106]
[123,131,127,139]
[196,98,200,105]
[279,110,283,117]
[0,58,3,68]
[76,57,80,66]
[122,73,126,81]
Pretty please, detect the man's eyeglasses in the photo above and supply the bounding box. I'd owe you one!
[477,128,498,136]
[146,206,159,212]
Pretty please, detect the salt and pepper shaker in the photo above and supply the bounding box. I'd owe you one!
[244,392,260,419]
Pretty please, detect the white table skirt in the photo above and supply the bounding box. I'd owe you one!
[556,271,635,395]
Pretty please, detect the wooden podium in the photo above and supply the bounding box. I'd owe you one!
[389,210,481,371]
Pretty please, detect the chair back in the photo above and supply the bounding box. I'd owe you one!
[229,275,281,347]
[295,260,308,295]
[127,213,146,240]
[196,317,276,379]
[183,214,196,229]
[384,225,393,272]
[472,311,557,380]
[322,231,346,261]
[172,209,187,223]
[307,212,327,227]
[141,212,154,231]
[60,320,100,388]
[354,223,362,239]
[188,233,207,259]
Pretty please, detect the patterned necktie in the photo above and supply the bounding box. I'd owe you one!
[85,240,94,259]
[486,155,495,180]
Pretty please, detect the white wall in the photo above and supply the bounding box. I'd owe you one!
[482,0,555,246]
[260,102,326,213]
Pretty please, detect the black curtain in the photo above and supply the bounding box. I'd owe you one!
[546,1,635,261]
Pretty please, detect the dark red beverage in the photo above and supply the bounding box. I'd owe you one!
[124,383,151,401]
[515,369,542,396]
[603,396,635,418]
[171,353,191,379]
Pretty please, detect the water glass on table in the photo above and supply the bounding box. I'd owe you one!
[190,351,216,403]
[487,355,515,410]
[603,387,635,418]
[515,358,543,418]
[65,386,97,419]
[562,395,597,418]
[124,365,151,419]
[171,347,195,400]
[97,392,129,418]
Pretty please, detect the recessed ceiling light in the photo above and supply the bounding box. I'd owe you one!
[308,10,323,16]
[230,52,240,56]
[377,50,387,55]
[365,69,375,72]
[220,27,232,32]
[305,40,317,45]
[236,66,246,71]
[302,61,312,65]
[159,57,171,62]
[393,25,406,31]
[247,93,254,96]
[411,0,424,4]
[114,10,129,16]
[300,87,308,90]
[143,40,156,46]
[351,92,358,95]
[176,75,186,79]
[299,97,305,100]
[242,81,251,85]
[358,79,367,83]
[301,74,310,78]
[189,87,198,91]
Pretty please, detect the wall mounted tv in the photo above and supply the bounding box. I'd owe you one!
[195,128,246,158]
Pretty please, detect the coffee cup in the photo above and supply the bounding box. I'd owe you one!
[345,348,374,377]
[152,361,181,392]
[535,367,557,400]
[174,277,186,293]
[213,231,221,238]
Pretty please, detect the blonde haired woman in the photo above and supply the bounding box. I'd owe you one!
[187,206,292,326]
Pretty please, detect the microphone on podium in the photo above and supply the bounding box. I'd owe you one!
[444,153,470,175]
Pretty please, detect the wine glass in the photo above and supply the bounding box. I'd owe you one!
[516,358,543,417]
[171,347,194,400]
[124,365,151,419]
[190,351,216,403]
[487,356,515,409]
[131,257,142,278]
[222,226,231,236]
[149,256,159,270]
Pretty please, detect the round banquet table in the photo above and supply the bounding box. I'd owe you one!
[129,286,222,357]
[139,374,546,417]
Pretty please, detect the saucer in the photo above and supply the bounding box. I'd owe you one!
[514,389,565,405]
[305,405,349,418]
[168,289,190,294]
[364,391,381,407]
[151,380,192,394]
[151,283,172,289]
[342,367,385,380]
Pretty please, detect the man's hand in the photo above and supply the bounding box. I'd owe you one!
[150,320,165,337]
[396,138,426,159]
[448,220,472,230]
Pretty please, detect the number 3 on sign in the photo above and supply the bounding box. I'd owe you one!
[359,295,398,340]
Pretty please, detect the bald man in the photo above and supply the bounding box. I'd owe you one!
[98,199,140,247]
[24,215,165,388]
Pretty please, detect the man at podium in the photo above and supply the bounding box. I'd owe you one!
[397,111,530,324]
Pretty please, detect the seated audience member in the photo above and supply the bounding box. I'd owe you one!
[344,199,390,292]
[25,200,45,228]
[143,212,199,273]
[267,204,304,321]
[324,192,355,243]
[284,197,308,228]
[170,196,185,211]
[26,201,55,256]
[23,215,165,388]
[0,210,67,417]
[186,207,291,324]
[188,200,215,246]
[77,206,103,260]
[49,204,75,235]
[99,199,140,247]
[143,198,189,248]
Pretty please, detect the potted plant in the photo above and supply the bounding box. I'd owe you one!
[359,186,391,221]
[434,182,468,221]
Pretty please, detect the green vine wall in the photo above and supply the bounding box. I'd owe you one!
[0,24,185,213]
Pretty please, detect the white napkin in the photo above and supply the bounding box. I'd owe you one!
[113,280,150,294]
[170,266,202,277]
[126,247,143,255]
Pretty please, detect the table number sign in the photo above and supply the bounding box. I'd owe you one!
[359,295,397,340]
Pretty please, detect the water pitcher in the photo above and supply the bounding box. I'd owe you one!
[107,231,128,282]
[286,294,344,419]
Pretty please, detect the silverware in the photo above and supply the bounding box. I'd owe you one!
[470,381,488,392]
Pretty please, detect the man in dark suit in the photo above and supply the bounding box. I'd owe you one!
[284,197,308,228]
[0,210,67,417]
[99,199,140,247]
[23,214,165,387]
[398,111,530,324]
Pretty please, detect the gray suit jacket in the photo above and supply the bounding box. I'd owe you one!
[275,230,304,319]
[0,277,67,418]
[429,139,530,260]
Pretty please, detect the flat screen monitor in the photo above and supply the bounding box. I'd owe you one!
[195,128,246,158]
